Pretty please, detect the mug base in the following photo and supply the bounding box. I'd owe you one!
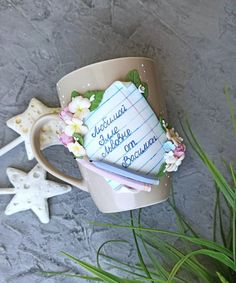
[98,195,169,213]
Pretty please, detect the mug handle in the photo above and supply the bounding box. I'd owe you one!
[30,113,89,192]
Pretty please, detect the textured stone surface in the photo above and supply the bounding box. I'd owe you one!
[0,0,235,282]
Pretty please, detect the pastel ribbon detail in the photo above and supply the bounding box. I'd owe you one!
[77,158,152,192]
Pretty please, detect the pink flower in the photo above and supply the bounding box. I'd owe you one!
[59,133,74,146]
[59,107,73,123]
[173,143,186,158]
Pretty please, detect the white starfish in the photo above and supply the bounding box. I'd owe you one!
[0,164,71,223]
[6,98,61,160]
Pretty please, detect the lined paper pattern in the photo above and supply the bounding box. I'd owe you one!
[84,81,167,191]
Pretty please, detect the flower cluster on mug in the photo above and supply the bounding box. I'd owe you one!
[161,119,186,172]
[59,96,92,158]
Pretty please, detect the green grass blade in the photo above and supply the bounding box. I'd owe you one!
[169,190,208,278]
[41,271,102,281]
[222,162,235,250]
[137,209,171,282]
[169,188,199,238]
[217,186,227,247]
[96,240,146,279]
[91,222,232,257]
[96,240,129,268]
[168,249,235,283]
[229,163,236,267]
[132,278,168,283]
[216,272,230,283]
[141,233,213,283]
[181,119,235,209]
[62,252,141,283]
[142,241,188,283]
[233,191,236,268]
[168,201,199,238]
[224,84,236,138]
[130,211,154,282]
[221,159,235,213]
[213,187,219,242]
[100,254,159,277]
[138,209,188,283]
[181,118,234,204]
[142,242,169,280]
[106,262,147,278]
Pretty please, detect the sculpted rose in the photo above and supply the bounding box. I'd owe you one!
[174,143,186,158]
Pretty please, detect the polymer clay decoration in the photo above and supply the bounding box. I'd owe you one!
[157,118,186,176]
[0,164,71,223]
[58,70,186,192]
[0,98,61,160]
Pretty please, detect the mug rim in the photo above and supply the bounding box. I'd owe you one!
[57,57,154,87]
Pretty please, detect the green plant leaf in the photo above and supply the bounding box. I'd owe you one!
[155,163,167,178]
[140,233,213,283]
[103,262,147,279]
[167,249,236,283]
[133,279,167,282]
[84,90,104,111]
[168,201,199,238]
[137,209,174,282]
[99,253,159,278]
[91,222,233,257]
[62,252,143,283]
[96,239,129,269]
[71,90,80,99]
[217,185,227,247]
[229,163,236,267]
[216,272,230,283]
[130,211,153,282]
[180,119,236,211]
[213,185,219,243]
[41,271,102,281]
[142,241,169,281]
[224,84,236,138]
[73,133,84,146]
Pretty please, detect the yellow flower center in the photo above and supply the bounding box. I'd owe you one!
[71,124,81,132]
[71,144,82,152]
[75,106,83,115]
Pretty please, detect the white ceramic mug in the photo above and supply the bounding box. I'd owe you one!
[30,57,171,213]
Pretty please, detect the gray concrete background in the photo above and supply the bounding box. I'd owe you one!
[0,0,236,282]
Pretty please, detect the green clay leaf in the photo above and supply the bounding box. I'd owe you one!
[84,90,104,111]
[155,162,167,178]
[73,133,84,146]
[71,90,81,99]
[125,69,142,88]
[125,69,149,98]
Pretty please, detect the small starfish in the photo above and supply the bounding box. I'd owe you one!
[6,98,61,160]
[0,164,71,223]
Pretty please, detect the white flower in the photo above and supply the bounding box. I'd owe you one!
[164,151,185,172]
[67,142,86,157]
[64,118,88,136]
[68,96,91,119]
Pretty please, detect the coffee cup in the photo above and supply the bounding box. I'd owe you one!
[30,57,171,213]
